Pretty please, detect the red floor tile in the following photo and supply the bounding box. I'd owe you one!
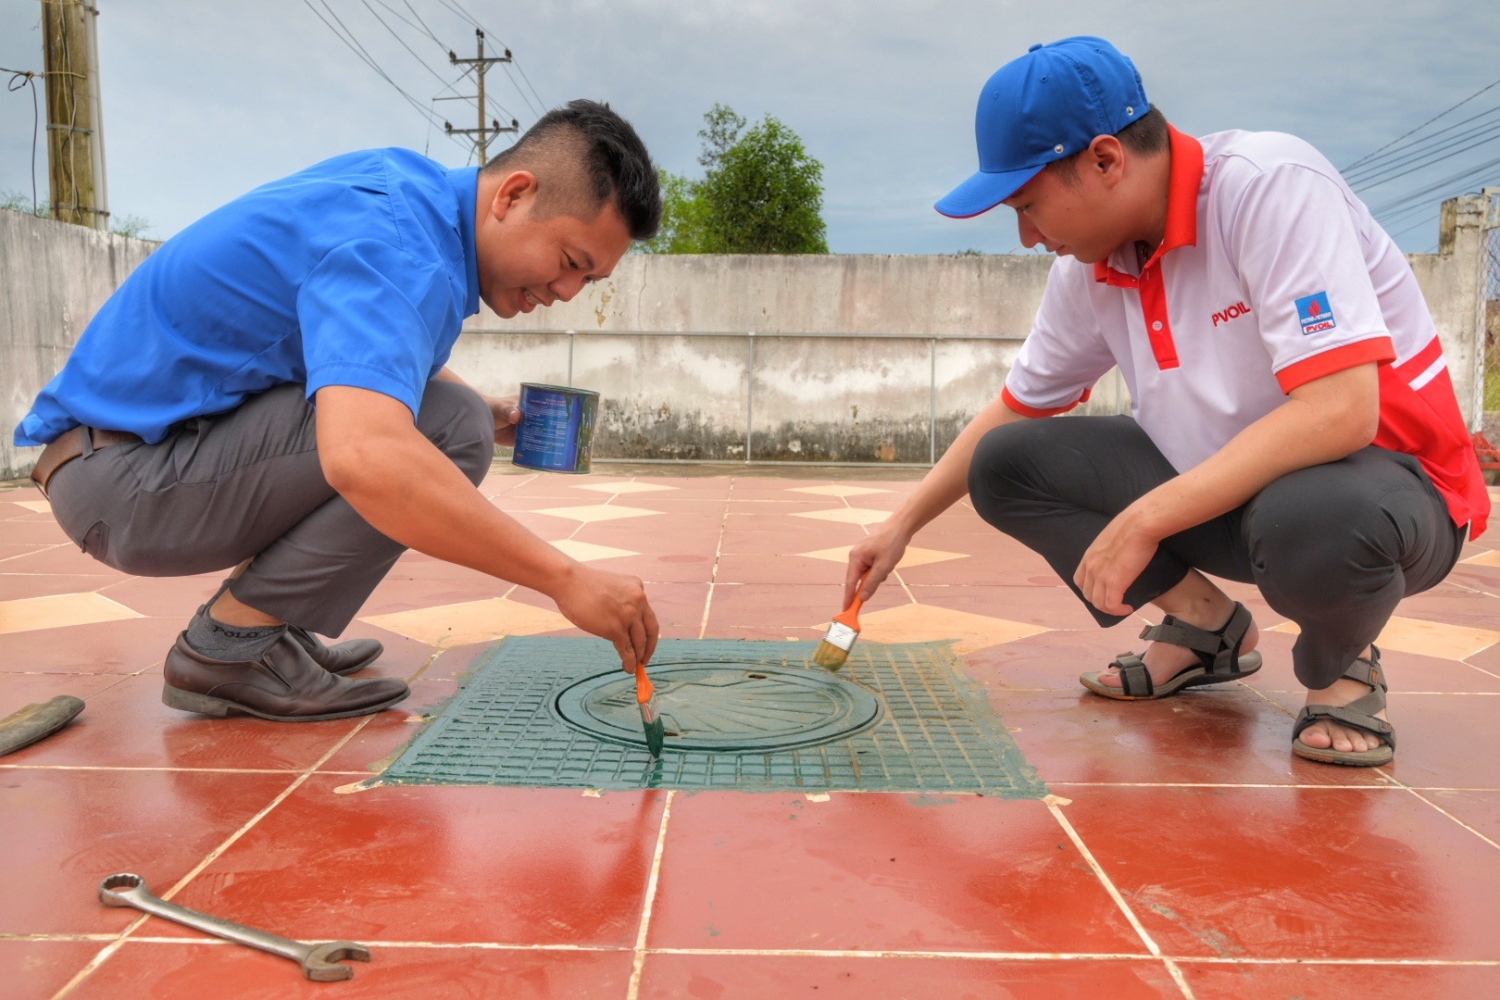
[988,688,1383,788]
[1419,789,1500,842]
[95,574,225,618]
[0,542,127,577]
[960,625,1161,692]
[1061,786,1500,959]
[0,768,294,935]
[173,778,665,947]
[0,518,72,545]
[638,953,1181,999]
[908,584,1102,630]
[1247,630,1500,693]
[1391,583,1500,630]
[318,676,462,773]
[1,939,103,1000]
[0,616,185,675]
[0,573,125,602]
[65,941,634,1000]
[1180,959,1500,999]
[704,581,908,632]
[647,792,1147,954]
[0,668,129,713]
[4,670,367,771]
[1260,688,1500,789]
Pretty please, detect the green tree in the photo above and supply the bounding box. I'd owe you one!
[637,104,827,255]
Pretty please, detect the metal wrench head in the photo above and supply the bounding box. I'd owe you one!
[303,941,372,981]
[99,872,149,907]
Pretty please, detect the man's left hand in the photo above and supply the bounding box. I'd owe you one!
[1074,506,1160,617]
[490,395,521,446]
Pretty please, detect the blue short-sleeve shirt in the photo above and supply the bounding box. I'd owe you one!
[14,148,481,447]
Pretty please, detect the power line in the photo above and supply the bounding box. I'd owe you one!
[1350,121,1500,193]
[1342,73,1500,172]
[1344,102,1500,181]
[1345,107,1500,187]
[3,65,42,212]
[1366,152,1500,218]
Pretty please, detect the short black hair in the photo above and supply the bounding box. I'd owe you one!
[1048,105,1170,185]
[483,99,661,241]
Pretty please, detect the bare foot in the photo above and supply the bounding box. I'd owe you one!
[1296,650,1387,753]
[1097,570,1258,689]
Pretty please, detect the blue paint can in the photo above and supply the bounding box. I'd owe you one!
[511,383,600,474]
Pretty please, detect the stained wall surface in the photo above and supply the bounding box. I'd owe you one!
[2,204,1488,476]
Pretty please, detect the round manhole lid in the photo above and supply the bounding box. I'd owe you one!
[554,662,884,753]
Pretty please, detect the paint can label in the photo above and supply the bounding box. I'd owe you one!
[512,383,599,474]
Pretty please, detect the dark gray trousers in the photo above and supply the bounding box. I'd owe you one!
[967,416,1466,690]
[46,381,496,636]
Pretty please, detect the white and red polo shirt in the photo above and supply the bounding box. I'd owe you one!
[1003,126,1490,538]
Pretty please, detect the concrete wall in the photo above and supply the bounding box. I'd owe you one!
[1,201,1489,476]
[453,207,1490,463]
[2,210,155,480]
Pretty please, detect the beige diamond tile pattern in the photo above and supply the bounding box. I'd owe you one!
[550,539,638,562]
[793,507,892,526]
[799,544,967,569]
[362,596,570,648]
[789,485,891,498]
[1270,614,1500,661]
[533,504,662,523]
[1462,550,1500,567]
[12,499,52,513]
[853,602,1049,655]
[0,592,144,635]
[572,482,677,495]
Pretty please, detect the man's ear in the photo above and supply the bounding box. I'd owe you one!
[489,169,537,222]
[1087,135,1126,187]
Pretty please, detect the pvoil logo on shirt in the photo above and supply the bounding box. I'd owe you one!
[1295,292,1336,335]
[1211,300,1253,327]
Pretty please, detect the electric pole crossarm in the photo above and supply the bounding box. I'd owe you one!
[442,29,516,165]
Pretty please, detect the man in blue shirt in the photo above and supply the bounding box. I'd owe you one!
[18,100,663,723]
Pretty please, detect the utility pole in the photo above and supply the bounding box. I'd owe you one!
[42,0,108,230]
[444,29,518,165]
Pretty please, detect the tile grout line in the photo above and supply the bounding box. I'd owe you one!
[696,480,734,640]
[625,789,676,1000]
[1044,797,1197,1000]
[48,714,379,1000]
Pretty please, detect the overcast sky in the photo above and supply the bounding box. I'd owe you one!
[2,0,1497,254]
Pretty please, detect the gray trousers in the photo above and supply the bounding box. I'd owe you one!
[47,381,496,636]
[967,416,1466,690]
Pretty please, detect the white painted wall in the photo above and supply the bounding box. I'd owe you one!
[2,203,1489,476]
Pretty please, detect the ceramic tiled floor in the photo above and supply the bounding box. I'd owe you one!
[5,472,1500,999]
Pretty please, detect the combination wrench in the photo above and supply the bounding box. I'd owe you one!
[99,873,371,981]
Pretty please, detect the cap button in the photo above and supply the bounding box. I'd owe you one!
[1028,43,1043,52]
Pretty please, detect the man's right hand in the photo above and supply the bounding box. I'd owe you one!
[844,524,911,609]
[552,564,660,673]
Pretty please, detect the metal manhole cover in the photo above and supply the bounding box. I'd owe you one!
[379,637,1045,797]
[554,663,884,753]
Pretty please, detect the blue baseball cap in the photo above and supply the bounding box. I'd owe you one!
[935,36,1150,219]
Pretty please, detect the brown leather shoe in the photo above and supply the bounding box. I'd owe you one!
[287,625,383,676]
[162,632,408,722]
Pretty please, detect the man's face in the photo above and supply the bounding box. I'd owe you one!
[475,172,633,319]
[1002,162,1124,265]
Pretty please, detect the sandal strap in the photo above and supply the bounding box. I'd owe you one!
[1293,704,1397,750]
[1138,602,1252,676]
[1341,646,1387,693]
[1109,652,1154,697]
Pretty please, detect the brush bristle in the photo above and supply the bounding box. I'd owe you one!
[643,716,665,758]
[812,638,852,671]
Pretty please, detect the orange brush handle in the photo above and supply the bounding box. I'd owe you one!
[833,573,869,627]
[636,667,655,704]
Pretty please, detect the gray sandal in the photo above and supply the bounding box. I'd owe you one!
[1081,602,1263,700]
[1291,647,1394,767]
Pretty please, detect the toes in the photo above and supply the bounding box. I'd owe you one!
[1299,723,1332,749]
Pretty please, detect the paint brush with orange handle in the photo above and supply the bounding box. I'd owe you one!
[812,573,868,671]
[635,663,665,759]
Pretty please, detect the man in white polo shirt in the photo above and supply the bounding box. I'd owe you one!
[846,36,1488,766]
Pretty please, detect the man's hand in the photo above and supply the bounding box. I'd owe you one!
[844,524,910,608]
[551,564,659,673]
[490,394,521,447]
[1073,504,1160,616]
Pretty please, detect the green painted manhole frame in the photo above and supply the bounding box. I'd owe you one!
[380,637,1045,798]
